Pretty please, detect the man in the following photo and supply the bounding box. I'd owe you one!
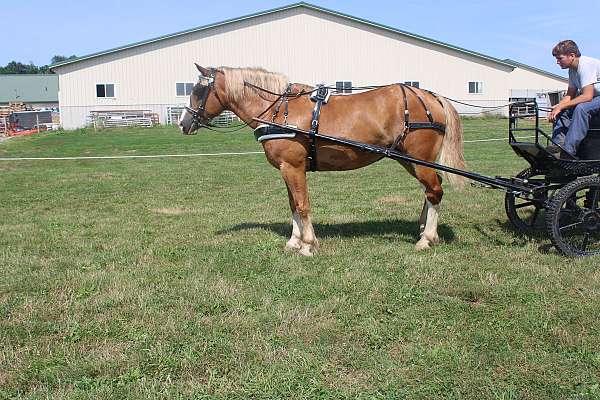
[548,40,600,158]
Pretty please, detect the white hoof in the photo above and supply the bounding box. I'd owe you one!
[299,243,317,257]
[415,238,431,251]
[285,238,302,252]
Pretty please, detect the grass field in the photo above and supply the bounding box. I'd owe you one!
[1,120,600,399]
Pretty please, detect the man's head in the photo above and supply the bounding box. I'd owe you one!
[552,40,581,69]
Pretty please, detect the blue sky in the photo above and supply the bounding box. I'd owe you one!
[3,0,597,78]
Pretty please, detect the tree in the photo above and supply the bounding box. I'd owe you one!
[51,55,77,65]
[0,61,35,74]
[0,56,76,74]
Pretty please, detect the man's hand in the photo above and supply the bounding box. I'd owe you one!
[548,104,563,122]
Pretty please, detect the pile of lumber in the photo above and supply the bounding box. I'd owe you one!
[0,102,29,118]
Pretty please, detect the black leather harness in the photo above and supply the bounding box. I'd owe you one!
[389,84,446,151]
[255,83,447,172]
[306,85,330,171]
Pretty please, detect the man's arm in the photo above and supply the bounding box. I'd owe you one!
[548,85,593,122]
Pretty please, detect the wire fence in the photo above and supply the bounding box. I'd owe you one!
[59,98,524,130]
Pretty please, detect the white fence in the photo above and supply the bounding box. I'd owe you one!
[88,110,159,129]
[0,117,7,136]
[165,106,238,127]
[58,104,241,130]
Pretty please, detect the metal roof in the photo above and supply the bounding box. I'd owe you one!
[49,2,561,80]
[0,74,59,103]
[503,59,567,82]
[50,3,516,69]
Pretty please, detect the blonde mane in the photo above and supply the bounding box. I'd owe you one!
[221,67,290,102]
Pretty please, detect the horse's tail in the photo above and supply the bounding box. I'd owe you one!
[436,95,466,188]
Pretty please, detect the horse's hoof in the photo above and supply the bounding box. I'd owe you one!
[285,239,302,252]
[414,239,431,251]
[299,243,317,256]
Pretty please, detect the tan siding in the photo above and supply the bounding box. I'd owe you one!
[54,7,567,129]
[509,67,566,93]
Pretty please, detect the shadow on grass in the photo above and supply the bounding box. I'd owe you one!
[483,218,558,254]
[218,219,455,243]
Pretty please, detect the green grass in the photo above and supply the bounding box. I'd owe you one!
[1,120,599,399]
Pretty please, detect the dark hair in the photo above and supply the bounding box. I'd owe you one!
[552,40,581,57]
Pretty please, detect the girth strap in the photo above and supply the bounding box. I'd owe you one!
[307,85,329,172]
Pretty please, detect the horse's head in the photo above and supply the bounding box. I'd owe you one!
[179,64,226,135]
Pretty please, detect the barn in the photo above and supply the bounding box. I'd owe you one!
[0,74,58,108]
[50,2,567,130]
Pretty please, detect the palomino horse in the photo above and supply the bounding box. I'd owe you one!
[179,64,465,256]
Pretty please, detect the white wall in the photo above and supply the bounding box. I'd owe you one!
[55,7,567,128]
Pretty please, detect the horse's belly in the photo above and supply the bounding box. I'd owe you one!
[317,145,383,171]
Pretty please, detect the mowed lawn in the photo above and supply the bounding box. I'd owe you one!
[1,120,599,399]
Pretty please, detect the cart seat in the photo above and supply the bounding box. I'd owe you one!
[577,115,600,160]
[510,141,558,166]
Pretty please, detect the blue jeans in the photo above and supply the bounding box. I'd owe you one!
[552,96,600,155]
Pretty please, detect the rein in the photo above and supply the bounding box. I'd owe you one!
[188,76,507,137]
[185,73,307,134]
[243,82,518,113]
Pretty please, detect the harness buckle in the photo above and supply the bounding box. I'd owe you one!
[310,84,330,103]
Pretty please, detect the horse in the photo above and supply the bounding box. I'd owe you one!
[179,64,466,256]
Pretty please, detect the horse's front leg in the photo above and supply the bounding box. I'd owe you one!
[280,163,319,256]
[284,184,303,252]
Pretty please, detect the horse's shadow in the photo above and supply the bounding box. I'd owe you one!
[217,218,455,243]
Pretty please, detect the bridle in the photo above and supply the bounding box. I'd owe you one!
[182,69,308,134]
[183,68,226,133]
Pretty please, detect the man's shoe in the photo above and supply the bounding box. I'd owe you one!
[546,143,562,154]
[559,150,578,160]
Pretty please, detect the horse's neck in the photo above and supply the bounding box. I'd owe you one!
[225,91,277,128]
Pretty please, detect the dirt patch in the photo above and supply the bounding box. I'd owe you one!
[150,207,189,215]
[0,370,15,388]
[323,366,373,392]
[377,195,411,206]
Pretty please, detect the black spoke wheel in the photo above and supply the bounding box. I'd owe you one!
[505,168,551,235]
[546,176,600,257]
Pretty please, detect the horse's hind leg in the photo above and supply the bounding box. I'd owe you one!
[419,198,428,235]
[413,166,443,251]
[280,163,319,256]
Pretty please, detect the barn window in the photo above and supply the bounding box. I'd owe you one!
[404,81,420,88]
[335,81,352,94]
[96,84,115,98]
[468,81,484,94]
[176,82,194,96]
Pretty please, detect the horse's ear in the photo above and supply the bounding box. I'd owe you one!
[195,63,210,76]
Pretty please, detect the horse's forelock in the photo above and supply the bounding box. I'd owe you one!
[221,67,289,102]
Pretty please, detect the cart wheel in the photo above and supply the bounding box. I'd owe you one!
[546,176,600,257]
[505,168,550,235]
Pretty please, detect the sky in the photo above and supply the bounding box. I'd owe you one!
[2,0,598,78]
